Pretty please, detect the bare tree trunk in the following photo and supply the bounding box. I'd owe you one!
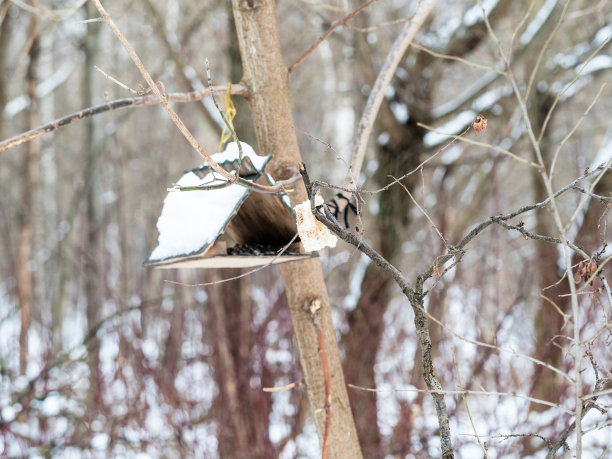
[231,1,362,456]
[0,7,10,137]
[18,17,40,375]
[82,2,103,411]
[209,275,251,455]
[0,7,15,282]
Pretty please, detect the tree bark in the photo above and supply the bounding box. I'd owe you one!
[18,17,41,375]
[231,1,362,457]
[82,0,103,412]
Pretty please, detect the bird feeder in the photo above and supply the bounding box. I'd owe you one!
[146,142,314,269]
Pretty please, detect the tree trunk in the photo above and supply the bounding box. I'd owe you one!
[18,17,40,375]
[82,1,103,412]
[231,1,362,457]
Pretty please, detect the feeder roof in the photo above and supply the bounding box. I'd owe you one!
[146,142,313,269]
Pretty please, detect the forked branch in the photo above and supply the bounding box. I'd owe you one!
[92,0,235,181]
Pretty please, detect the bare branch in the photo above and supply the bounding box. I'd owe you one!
[262,381,303,392]
[410,42,506,74]
[537,38,610,146]
[344,0,438,197]
[390,174,447,246]
[524,0,571,101]
[550,84,607,179]
[347,385,573,415]
[417,122,540,168]
[301,164,455,459]
[0,86,246,153]
[288,0,380,74]
[545,352,611,459]
[92,0,235,181]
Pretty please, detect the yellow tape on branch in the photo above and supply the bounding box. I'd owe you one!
[218,83,237,151]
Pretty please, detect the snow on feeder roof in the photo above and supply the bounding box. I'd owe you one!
[146,142,314,269]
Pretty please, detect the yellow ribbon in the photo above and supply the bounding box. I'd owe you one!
[218,83,236,151]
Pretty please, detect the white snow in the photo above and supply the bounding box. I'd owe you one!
[424,110,476,147]
[40,393,62,416]
[148,171,248,261]
[463,0,499,27]
[91,433,110,450]
[432,71,499,119]
[590,125,612,169]
[593,25,612,47]
[207,142,270,172]
[578,54,612,75]
[440,145,463,164]
[4,60,76,118]
[520,0,559,45]
[390,101,409,123]
[471,85,511,112]
[377,132,390,146]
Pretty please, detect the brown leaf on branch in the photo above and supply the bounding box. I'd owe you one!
[574,258,597,285]
[473,115,487,136]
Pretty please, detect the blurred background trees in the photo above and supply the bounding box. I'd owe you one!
[0,0,610,457]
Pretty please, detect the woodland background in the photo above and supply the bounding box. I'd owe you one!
[0,0,611,457]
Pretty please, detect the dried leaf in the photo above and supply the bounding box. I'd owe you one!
[473,115,487,136]
[586,259,597,277]
[574,259,598,285]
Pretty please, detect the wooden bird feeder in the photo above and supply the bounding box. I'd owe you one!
[146,142,314,269]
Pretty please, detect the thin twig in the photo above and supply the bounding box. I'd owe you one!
[390,174,447,246]
[171,172,301,194]
[478,4,587,453]
[566,155,612,235]
[2,302,145,432]
[600,276,612,315]
[94,65,145,94]
[537,37,610,145]
[571,186,611,204]
[545,351,611,458]
[91,0,235,181]
[410,42,506,74]
[204,59,242,154]
[417,123,540,167]
[288,0,380,74]
[499,433,553,450]
[347,384,572,414]
[308,166,608,388]
[0,86,246,153]
[550,84,607,179]
[262,380,303,392]
[452,350,489,458]
[344,0,438,200]
[524,0,570,101]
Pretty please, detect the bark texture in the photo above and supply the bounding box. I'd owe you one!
[231,1,362,456]
[18,18,40,375]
